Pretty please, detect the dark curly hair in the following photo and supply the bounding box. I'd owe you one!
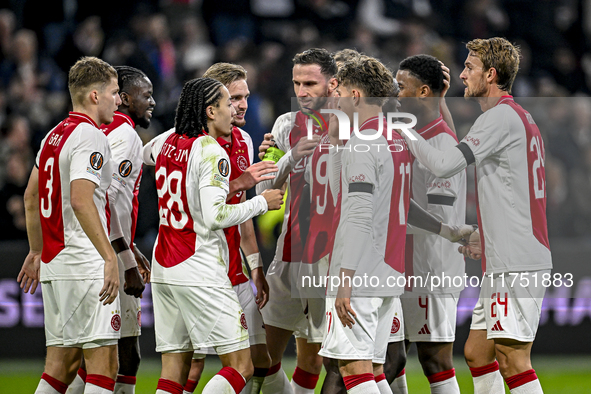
[398,54,445,94]
[293,48,337,78]
[174,78,224,138]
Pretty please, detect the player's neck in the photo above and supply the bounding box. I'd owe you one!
[478,87,510,112]
[72,105,99,126]
[355,104,382,126]
[415,105,440,131]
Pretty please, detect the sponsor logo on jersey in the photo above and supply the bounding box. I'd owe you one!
[427,181,452,189]
[90,152,104,170]
[237,155,249,172]
[465,136,480,147]
[218,158,230,177]
[240,313,248,330]
[111,314,121,331]
[349,174,366,183]
[119,160,133,177]
[491,320,504,331]
[391,317,400,334]
[418,324,431,335]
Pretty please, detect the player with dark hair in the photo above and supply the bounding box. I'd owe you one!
[384,54,467,394]
[143,77,284,394]
[402,37,551,394]
[179,62,276,394]
[256,48,337,393]
[18,56,122,394]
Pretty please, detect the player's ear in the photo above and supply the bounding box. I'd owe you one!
[119,92,130,106]
[327,77,338,96]
[486,67,497,84]
[206,105,215,120]
[419,84,430,98]
[90,89,100,105]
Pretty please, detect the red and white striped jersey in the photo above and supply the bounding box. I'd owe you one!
[216,126,254,286]
[328,116,412,296]
[36,112,112,280]
[302,132,335,265]
[405,116,466,293]
[461,96,552,273]
[144,129,267,287]
[101,112,143,248]
[256,111,325,263]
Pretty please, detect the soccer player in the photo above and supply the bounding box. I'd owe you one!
[387,54,467,394]
[143,77,283,394]
[67,65,155,394]
[256,48,337,394]
[400,37,552,394]
[181,62,276,394]
[318,55,412,394]
[18,56,122,394]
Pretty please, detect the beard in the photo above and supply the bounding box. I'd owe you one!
[136,116,151,129]
[232,117,246,127]
[464,77,488,98]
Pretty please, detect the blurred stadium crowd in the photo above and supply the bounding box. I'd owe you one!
[1,0,591,254]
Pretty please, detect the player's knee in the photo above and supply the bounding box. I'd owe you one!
[463,340,478,367]
[297,351,323,375]
[250,345,271,369]
[384,343,406,382]
[117,337,141,376]
[417,345,453,376]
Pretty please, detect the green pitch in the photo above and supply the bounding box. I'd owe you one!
[2,355,590,393]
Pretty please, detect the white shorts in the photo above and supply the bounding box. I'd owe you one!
[118,261,141,338]
[298,255,330,343]
[319,296,399,364]
[152,283,249,355]
[261,260,308,337]
[401,293,459,342]
[469,270,548,342]
[42,279,120,348]
[193,280,267,356]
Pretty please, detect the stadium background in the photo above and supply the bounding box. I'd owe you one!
[0,0,590,392]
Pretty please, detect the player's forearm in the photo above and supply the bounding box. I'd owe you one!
[72,201,116,262]
[340,193,373,272]
[327,149,343,204]
[239,218,260,256]
[403,130,467,178]
[201,186,268,231]
[256,151,295,194]
[407,199,443,234]
[440,99,456,134]
[24,168,42,252]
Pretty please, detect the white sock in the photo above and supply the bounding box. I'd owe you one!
[290,379,314,393]
[36,380,63,394]
[376,378,393,394]
[389,374,408,394]
[84,383,113,394]
[67,374,86,394]
[430,377,460,394]
[510,379,543,394]
[114,382,135,394]
[473,370,505,394]
[262,368,293,394]
[243,375,264,394]
[348,381,381,394]
[203,374,245,394]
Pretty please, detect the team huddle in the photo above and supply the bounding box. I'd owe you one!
[17,36,551,394]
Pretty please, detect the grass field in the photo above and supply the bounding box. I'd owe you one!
[1,355,590,393]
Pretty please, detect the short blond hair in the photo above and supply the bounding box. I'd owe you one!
[68,56,117,105]
[466,37,520,93]
[203,62,247,86]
